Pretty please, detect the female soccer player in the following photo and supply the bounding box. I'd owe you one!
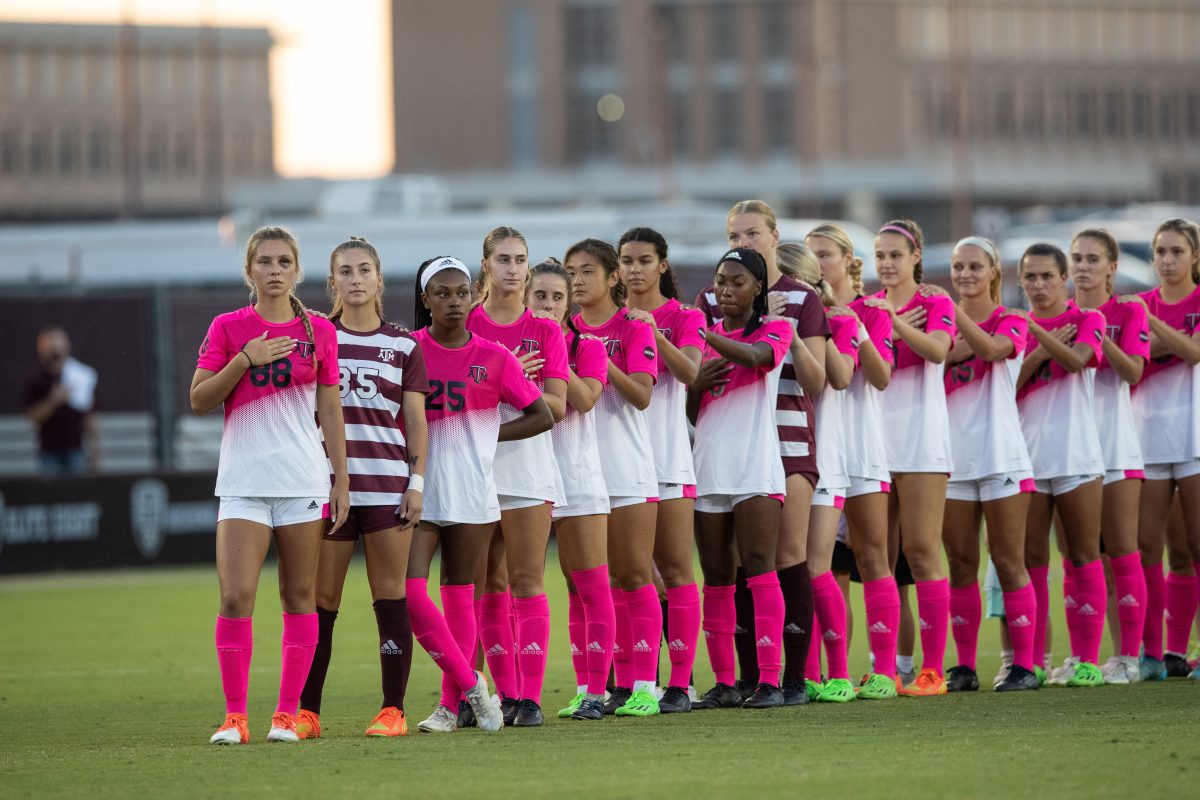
[925,236,1039,693]
[194,226,349,745]
[1016,243,1107,688]
[619,227,705,714]
[525,258,616,722]
[806,223,900,700]
[1130,218,1200,680]
[567,238,662,717]
[696,201,828,704]
[467,227,568,727]
[689,246,793,709]
[1070,229,1150,685]
[406,256,552,734]
[862,219,955,696]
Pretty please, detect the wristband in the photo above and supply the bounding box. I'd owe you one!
[407,474,424,494]
[239,347,253,368]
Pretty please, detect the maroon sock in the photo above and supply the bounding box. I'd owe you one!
[779,562,815,684]
[299,606,337,714]
[734,569,759,685]
[373,598,412,711]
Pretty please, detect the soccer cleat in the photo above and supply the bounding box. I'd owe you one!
[816,678,856,703]
[1101,656,1141,685]
[898,667,917,686]
[1164,653,1191,678]
[556,693,585,719]
[210,713,249,745]
[781,680,810,706]
[266,712,300,743]
[897,668,947,697]
[602,687,632,715]
[570,697,606,721]
[1066,661,1103,687]
[733,679,757,704]
[692,683,743,710]
[1139,655,1167,681]
[456,700,476,729]
[992,657,1013,689]
[855,673,898,700]
[295,709,321,740]
[741,682,785,709]
[1189,664,1200,681]
[1047,657,1080,686]
[659,686,692,714]
[615,688,660,717]
[417,705,458,733]
[945,665,980,692]
[464,672,504,733]
[1033,665,1048,686]
[512,699,544,727]
[994,664,1040,692]
[500,697,520,727]
[364,706,408,737]
[804,679,824,702]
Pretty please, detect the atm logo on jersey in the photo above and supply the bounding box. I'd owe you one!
[520,338,539,354]
[468,365,488,384]
[1186,312,1200,332]
[294,340,315,359]
[605,338,622,357]
[1107,324,1122,341]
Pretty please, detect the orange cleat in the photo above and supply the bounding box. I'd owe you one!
[365,706,409,738]
[897,668,948,697]
[267,711,300,743]
[296,709,321,740]
[210,713,250,745]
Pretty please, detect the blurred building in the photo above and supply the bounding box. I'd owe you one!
[392,0,1200,238]
[0,22,274,221]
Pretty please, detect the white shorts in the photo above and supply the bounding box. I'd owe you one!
[552,497,611,520]
[812,485,847,509]
[657,483,697,502]
[218,496,327,528]
[1143,460,1200,482]
[945,472,1035,503]
[695,492,786,514]
[498,494,548,513]
[846,476,890,498]
[1103,468,1146,486]
[610,495,657,510]
[1033,474,1103,497]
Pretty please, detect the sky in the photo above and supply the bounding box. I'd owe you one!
[0,0,393,178]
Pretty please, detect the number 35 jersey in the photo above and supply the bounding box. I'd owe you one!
[412,329,542,525]
[196,305,339,498]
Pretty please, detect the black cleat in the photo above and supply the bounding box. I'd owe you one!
[781,679,810,706]
[693,682,743,710]
[512,698,544,727]
[946,665,980,692]
[456,700,476,728]
[602,687,631,715]
[658,686,692,714]
[1165,653,1191,678]
[500,697,519,727]
[994,664,1040,692]
[741,682,785,709]
[733,679,756,704]
[570,697,606,721]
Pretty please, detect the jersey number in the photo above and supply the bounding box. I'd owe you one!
[427,379,466,412]
[339,365,380,400]
[249,359,292,388]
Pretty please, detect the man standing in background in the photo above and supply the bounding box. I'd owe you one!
[22,327,98,476]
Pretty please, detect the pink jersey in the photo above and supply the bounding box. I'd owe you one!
[1132,285,1200,465]
[1093,296,1150,471]
[196,305,339,497]
[873,290,956,473]
[551,330,610,512]
[572,309,658,497]
[1017,307,1106,479]
[694,318,792,497]
[411,329,542,524]
[943,308,1033,481]
[844,298,894,482]
[813,314,859,492]
[646,298,706,486]
[467,306,567,502]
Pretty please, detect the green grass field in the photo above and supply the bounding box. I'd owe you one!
[1,555,1197,800]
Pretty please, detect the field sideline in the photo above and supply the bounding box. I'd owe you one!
[1,555,1197,799]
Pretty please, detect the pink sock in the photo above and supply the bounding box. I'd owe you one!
[439,584,477,709]
[513,593,550,703]
[949,582,982,671]
[812,571,849,680]
[747,572,785,687]
[214,615,252,715]
[567,591,587,688]
[1143,562,1165,660]
[405,578,477,696]
[1072,560,1107,664]
[573,565,615,696]
[863,576,900,678]
[1062,561,1081,660]
[1028,565,1051,667]
[1165,572,1200,655]
[702,584,737,685]
[277,612,318,715]
[915,578,950,675]
[665,583,700,690]
[611,586,633,689]
[625,584,663,685]
[1110,552,1148,658]
[1003,583,1037,672]
[478,591,519,700]
[806,609,822,680]
[472,596,484,670]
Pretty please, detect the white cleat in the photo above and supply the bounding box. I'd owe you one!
[1047,656,1079,686]
[993,659,1013,689]
[417,705,458,733]
[1101,655,1141,685]
[465,672,504,732]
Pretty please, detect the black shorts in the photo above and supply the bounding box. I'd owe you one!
[840,545,915,586]
[831,540,857,575]
[324,505,404,541]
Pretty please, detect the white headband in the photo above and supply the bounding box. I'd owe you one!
[420,257,472,291]
[955,236,1000,266]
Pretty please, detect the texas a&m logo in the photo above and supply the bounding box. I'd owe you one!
[605,338,622,357]
[468,364,488,384]
[1187,312,1200,333]
[520,338,539,354]
[659,327,673,342]
[293,340,315,359]
[378,348,396,362]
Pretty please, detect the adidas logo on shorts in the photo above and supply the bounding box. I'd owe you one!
[1004,477,1015,485]
[632,639,652,653]
[756,635,774,647]
[1009,614,1032,628]
[587,641,605,653]
[520,642,544,655]
[869,621,892,634]
[380,639,404,655]
[668,638,688,651]
[1118,594,1140,607]
[951,614,969,626]
[486,643,508,657]
[784,622,805,634]
[307,500,318,510]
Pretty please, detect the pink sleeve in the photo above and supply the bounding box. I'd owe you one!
[576,337,609,385]
[1077,310,1106,365]
[315,322,339,385]
[674,306,707,352]
[196,316,231,372]
[500,349,543,410]
[829,316,860,364]
[925,295,957,341]
[996,312,1029,360]
[623,317,658,378]
[539,320,569,383]
[758,319,793,371]
[863,306,895,367]
[1121,303,1151,361]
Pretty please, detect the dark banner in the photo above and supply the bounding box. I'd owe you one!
[0,472,219,574]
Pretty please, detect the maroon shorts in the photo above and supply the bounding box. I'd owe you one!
[324,505,404,541]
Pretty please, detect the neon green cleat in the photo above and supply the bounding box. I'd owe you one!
[1033,665,1047,686]
[855,673,898,700]
[1066,661,1103,687]
[614,688,660,717]
[557,693,585,719]
[816,678,856,703]
[804,679,824,701]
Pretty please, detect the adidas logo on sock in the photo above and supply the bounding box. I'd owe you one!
[520,642,544,655]
[380,639,404,655]
[1078,603,1098,616]
[919,617,932,631]
[569,643,582,655]
[1118,594,1140,608]
[632,639,652,653]
[1064,595,1078,609]
[307,500,318,510]
[784,622,805,634]
[734,625,748,634]
[756,635,774,647]
[951,615,969,626]
[1009,614,1032,628]
[869,621,892,634]
[1165,609,1174,620]
[702,630,715,639]
[485,643,509,657]
[587,641,605,653]
[668,638,688,651]
[823,629,841,642]
[428,650,444,661]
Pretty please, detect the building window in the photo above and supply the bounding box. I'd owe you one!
[1071,88,1094,140]
[146,127,167,176]
[993,87,1015,139]
[1131,89,1150,139]
[669,90,690,159]
[30,129,50,175]
[57,127,80,175]
[656,4,687,64]
[760,1,790,56]
[1157,91,1178,140]
[88,127,112,175]
[565,3,620,163]
[763,85,793,153]
[1103,89,1124,139]
[712,86,739,156]
[566,5,616,69]
[1,129,19,175]
[174,130,195,176]
[711,2,736,61]
[507,4,539,168]
[1186,91,1199,138]
[1021,86,1044,140]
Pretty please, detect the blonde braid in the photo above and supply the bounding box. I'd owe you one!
[289,293,318,370]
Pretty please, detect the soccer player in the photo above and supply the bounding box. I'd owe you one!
[193,227,349,745]
[567,238,662,717]
[406,256,552,733]
[620,227,705,714]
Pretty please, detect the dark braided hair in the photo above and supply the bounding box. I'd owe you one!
[718,247,770,337]
[412,256,445,330]
[529,257,582,360]
[618,226,679,299]
[564,238,625,307]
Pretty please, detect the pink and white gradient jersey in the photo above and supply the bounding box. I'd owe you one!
[551,331,610,512]
[694,318,792,497]
[334,321,429,506]
[571,310,658,497]
[411,329,542,524]
[1093,297,1150,472]
[697,276,831,477]
[873,291,956,473]
[844,298,894,482]
[196,305,339,498]
[943,308,1033,481]
[813,314,859,492]
[467,306,567,503]
[646,298,706,486]
[1132,285,1200,465]
[1017,307,1106,479]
